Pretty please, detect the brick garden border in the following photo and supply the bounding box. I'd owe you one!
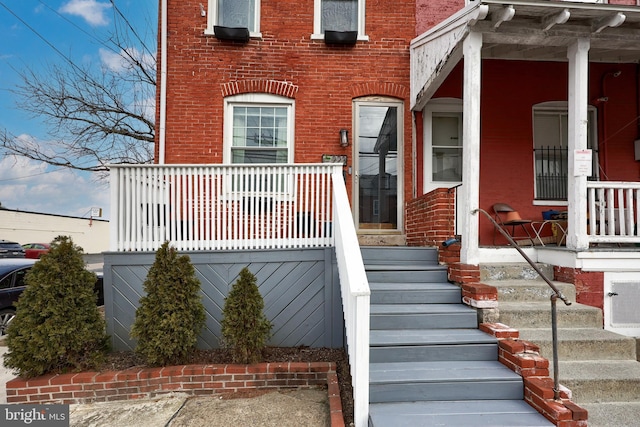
[6,362,345,427]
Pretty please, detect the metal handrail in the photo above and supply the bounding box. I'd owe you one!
[473,208,571,401]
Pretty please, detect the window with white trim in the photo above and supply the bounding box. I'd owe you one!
[423,98,463,194]
[313,0,366,38]
[206,0,260,35]
[224,94,294,165]
[532,102,598,201]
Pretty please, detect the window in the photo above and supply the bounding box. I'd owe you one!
[423,98,463,194]
[533,102,598,201]
[224,94,294,165]
[206,0,261,35]
[313,0,367,39]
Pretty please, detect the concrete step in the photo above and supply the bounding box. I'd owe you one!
[370,329,498,363]
[518,328,637,361]
[370,303,478,330]
[580,402,640,427]
[497,301,603,329]
[484,279,577,303]
[369,400,553,426]
[369,361,524,403]
[557,360,640,403]
[361,246,438,265]
[481,263,554,281]
[369,282,461,304]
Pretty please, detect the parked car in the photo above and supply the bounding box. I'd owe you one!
[22,243,51,259]
[0,259,105,335]
[0,258,36,335]
[0,240,25,258]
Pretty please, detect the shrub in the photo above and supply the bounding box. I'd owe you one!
[3,236,109,378]
[221,267,272,364]
[130,242,205,366]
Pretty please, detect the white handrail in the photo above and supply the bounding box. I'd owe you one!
[332,170,370,427]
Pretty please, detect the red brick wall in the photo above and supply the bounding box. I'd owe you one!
[555,267,605,312]
[159,0,416,207]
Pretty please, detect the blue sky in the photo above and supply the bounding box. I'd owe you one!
[0,0,157,220]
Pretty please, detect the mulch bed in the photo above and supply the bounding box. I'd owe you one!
[99,347,354,426]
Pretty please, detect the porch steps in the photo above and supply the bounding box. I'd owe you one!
[363,247,551,427]
[482,262,640,427]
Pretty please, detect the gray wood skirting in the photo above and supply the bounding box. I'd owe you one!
[103,248,344,351]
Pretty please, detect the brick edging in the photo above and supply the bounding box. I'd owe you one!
[480,323,588,427]
[6,362,345,427]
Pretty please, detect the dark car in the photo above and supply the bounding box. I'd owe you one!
[0,258,36,334]
[0,259,105,335]
[0,240,25,258]
[22,243,51,259]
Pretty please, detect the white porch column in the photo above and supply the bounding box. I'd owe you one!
[460,30,482,265]
[567,38,590,251]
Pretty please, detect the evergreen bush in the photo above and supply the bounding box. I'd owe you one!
[130,242,205,366]
[3,236,109,378]
[221,267,272,364]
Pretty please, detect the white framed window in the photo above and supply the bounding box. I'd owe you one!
[205,0,261,36]
[532,101,598,202]
[423,98,463,194]
[312,0,368,40]
[224,94,294,165]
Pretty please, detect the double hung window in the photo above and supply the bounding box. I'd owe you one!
[533,102,598,201]
[207,0,260,34]
[313,0,366,38]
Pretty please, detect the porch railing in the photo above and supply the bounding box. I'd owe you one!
[587,181,640,244]
[110,164,340,251]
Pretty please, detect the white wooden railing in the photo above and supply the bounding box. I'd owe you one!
[332,170,370,427]
[587,181,640,244]
[110,164,341,251]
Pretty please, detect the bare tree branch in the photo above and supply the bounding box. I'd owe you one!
[0,5,156,173]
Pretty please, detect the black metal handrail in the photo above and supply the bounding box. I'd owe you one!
[473,208,571,401]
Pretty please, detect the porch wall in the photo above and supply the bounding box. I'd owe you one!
[103,248,344,351]
[554,267,605,313]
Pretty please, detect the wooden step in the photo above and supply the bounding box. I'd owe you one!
[369,282,461,304]
[370,303,478,330]
[366,269,448,283]
[361,246,439,265]
[369,400,553,426]
[370,329,498,363]
[369,360,524,403]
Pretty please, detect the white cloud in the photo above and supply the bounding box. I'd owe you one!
[0,156,110,219]
[59,0,112,27]
[99,47,155,73]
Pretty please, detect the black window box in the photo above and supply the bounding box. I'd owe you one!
[324,30,358,45]
[214,26,250,43]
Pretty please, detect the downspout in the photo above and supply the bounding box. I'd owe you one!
[158,0,168,164]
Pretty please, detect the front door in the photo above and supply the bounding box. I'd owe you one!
[354,100,402,231]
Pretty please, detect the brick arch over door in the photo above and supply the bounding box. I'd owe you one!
[221,80,299,99]
[350,82,409,100]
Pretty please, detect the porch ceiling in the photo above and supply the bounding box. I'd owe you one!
[411,0,640,109]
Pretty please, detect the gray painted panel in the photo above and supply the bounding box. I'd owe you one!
[104,248,344,351]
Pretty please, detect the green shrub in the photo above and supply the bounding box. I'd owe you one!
[130,242,205,366]
[221,267,272,364]
[3,236,109,378]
